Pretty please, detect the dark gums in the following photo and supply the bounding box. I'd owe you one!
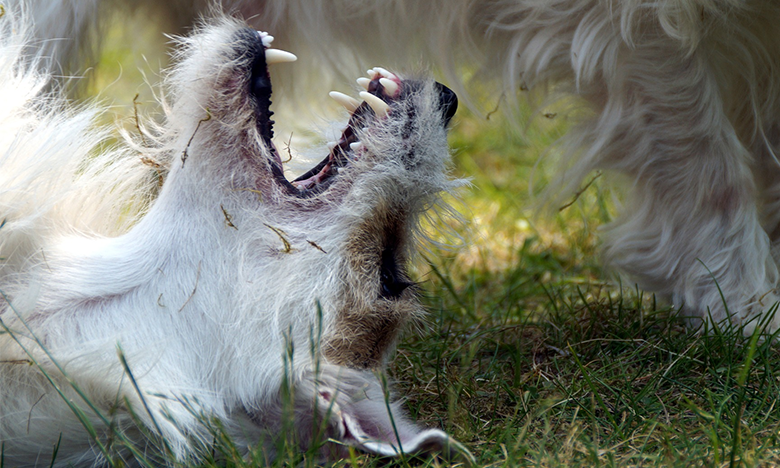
[247,34,274,141]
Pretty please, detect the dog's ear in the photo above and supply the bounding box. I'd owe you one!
[314,380,446,455]
[294,366,475,463]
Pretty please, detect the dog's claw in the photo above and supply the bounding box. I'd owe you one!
[329,91,361,112]
[359,91,389,117]
[265,49,297,64]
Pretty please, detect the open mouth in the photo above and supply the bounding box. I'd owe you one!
[248,31,457,198]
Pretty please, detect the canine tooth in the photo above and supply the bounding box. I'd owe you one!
[359,92,389,117]
[350,142,363,152]
[373,67,393,78]
[326,141,338,150]
[356,77,371,90]
[379,78,398,96]
[265,49,297,64]
[329,91,360,112]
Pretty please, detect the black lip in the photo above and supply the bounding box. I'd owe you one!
[291,105,370,183]
[235,28,275,146]
[250,53,274,142]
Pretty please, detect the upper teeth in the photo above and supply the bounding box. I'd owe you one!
[258,31,274,47]
[329,91,361,112]
[370,67,393,79]
[379,78,399,97]
[356,77,371,90]
[265,49,297,64]
[359,92,390,118]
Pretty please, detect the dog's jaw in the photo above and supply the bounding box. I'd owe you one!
[0,15,467,464]
[151,22,461,373]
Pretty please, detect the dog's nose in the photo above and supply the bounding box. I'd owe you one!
[435,82,458,126]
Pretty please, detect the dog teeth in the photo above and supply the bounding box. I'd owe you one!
[265,49,297,64]
[350,142,363,152]
[356,77,371,90]
[379,78,399,96]
[329,91,360,112]
[359,92,389,117]
[258,31,274,47]
[372,67,395,79]
[326,140,338,150]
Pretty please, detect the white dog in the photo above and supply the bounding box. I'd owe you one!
[0,7,470,466]
[15,0,780,330]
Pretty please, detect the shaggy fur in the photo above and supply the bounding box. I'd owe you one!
[0,7,470,466]
[13,0,780,328]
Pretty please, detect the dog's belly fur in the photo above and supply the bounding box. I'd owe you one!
[0,9,468,465]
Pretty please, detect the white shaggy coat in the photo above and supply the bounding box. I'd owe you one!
[0,7,469,466]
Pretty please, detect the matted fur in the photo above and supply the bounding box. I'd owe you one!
[0,7,471,466]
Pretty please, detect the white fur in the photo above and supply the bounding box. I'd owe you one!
[0,7,470,466]
[481,0,780,331]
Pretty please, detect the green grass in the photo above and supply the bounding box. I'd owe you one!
[405,233,780,467]
[389,107,780,467]
[54,13,780,467]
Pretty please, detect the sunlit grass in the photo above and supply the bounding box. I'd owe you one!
[399,107,780,467]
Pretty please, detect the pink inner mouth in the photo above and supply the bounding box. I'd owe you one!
[285,72,402,193]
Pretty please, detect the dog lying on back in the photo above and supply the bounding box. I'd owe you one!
[0,9,468,466]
